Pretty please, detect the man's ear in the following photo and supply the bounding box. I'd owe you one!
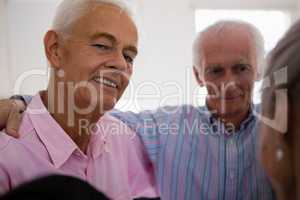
[193,66,204,87]
[44,30,63,69]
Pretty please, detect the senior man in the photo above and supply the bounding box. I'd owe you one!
[0,0,158,199]
[0,21,275,199]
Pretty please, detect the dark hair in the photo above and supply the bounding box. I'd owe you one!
[261,19,300,120]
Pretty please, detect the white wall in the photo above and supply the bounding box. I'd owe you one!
[119,0,197,111]
[5,0,60,97]
[0,0,11,98]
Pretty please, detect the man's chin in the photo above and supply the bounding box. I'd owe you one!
[218,104,249,118]
[93,97,117,113]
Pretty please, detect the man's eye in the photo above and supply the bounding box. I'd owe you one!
[206,67,223,76]
[234,64,251,72]
[212,68,223,74]
[92,44,111,51]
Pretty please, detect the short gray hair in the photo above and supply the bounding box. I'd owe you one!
[193,20,265,74]
[52,0,135,37]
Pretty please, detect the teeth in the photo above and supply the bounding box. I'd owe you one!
[93,77,117,88]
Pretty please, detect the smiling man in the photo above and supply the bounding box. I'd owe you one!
[193,21,261,130]
[0,0,157,199]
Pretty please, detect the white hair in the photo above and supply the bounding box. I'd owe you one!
[52,0,135,37]
[193,20,265,75]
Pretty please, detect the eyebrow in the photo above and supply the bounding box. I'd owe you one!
[90,32,117,43]
[90,32,138,55]
[206,64,222,68]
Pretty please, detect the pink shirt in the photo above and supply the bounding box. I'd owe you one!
[0,94,157,199]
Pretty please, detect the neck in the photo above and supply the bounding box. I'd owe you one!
[207,103,251,132]
[40,90,102,154]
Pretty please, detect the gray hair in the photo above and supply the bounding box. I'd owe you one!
[52,0,135,37]
[193,20,265,74]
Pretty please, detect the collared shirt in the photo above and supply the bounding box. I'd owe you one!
[0,94,157,200]
[111,105,275,200]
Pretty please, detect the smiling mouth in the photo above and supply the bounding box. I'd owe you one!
[92,77,118,89]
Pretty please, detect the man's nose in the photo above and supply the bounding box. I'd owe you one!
[224,69,241,84]
[105,51,128,72]
[220,71,239,91]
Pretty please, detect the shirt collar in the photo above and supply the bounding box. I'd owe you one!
[25,93,115,166]
[203,103,257,136]
[26,94,78,168]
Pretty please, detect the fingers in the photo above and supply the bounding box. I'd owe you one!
[0,99,12,131]
[6,100,25,138]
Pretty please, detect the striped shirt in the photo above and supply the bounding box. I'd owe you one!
[111,105,275,200]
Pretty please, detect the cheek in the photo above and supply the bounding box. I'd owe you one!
[204,80,220,95]
[234,80,254,98]
[239,72,255,89]
[120,74,131,90]
[62,49,104,80]
[63,67,90,83]
[116,72,132,98]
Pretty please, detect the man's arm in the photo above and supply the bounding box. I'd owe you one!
[110,106,181,163]
[0,95,178,164]
[0,98,27,138]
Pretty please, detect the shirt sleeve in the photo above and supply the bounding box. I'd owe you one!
[110,106,181,163]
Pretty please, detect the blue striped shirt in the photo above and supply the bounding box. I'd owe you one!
[111,105,275,200]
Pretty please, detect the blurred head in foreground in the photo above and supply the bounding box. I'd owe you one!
[260,19,300,200]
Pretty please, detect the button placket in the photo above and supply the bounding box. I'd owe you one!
[225,137,238,200]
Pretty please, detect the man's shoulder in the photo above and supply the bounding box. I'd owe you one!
[109,105,209,125]
[0,131,14,152]
[111,105,202,116]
